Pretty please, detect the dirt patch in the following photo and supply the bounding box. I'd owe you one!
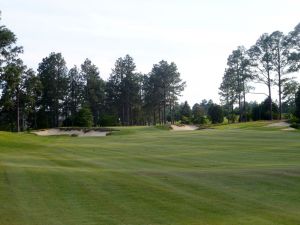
[171,125,198,131]
[32,129,108,137]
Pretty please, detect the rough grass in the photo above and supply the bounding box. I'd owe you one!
[1,122,300,225]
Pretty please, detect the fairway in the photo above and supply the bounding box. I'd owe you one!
[1,123,300,225]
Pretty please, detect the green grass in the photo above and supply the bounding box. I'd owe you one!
[1,122,300,225]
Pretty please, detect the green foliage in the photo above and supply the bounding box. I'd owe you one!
[179,101,191,124]
[192,103,206,124]
[106,55,142,125]
[180,115,191,124]
[73,107,93,127]
[295,87,300,119]
[81,59,105,126]
[100,114,120,126]
[252,98,279,121]
[143,60,186,124]
[37,52,68,128]
[208,104,224,124]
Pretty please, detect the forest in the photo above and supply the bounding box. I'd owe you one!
[219,23,300,123]
[1,14,300,131]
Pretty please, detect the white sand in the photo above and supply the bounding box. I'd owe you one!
[171,125,198,131]
[282,127,296,131]
[32,129,108,137]
[266,121,290,127]
[265,121,296,131]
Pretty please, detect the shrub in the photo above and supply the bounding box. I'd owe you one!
[181,116,191,124]
[100,114,119,126]
[208,104,224,124]
[251,98,279,121]
[73,107,93,127]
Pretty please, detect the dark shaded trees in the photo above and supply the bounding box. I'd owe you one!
[287,23,300,73]
[106,55,141,125]
[269,31,291,120]
[81,59,105,126]
[0,15,24,131]
[0,59,25,131]
[219,68,237,123]
[180,101,191,124]
[219,46,253,122]
[37,53,68,128]
[295,87,300,119]
[74,107,93,127]
[208,104,224,124]
[248,34,274,120]
[21,68,42,129]
[144,60,185,124]
[282,80,299,114]
[65,65,84,123]
[192,103,205,124]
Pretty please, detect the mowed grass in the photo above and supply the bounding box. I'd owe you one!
[0,123,300,225]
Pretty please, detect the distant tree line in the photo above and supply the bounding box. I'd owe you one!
[0,15,190,131]
[219,23,300,122]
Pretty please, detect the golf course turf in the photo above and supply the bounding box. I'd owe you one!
[0,122,300,225]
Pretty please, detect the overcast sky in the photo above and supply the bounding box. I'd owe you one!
[1,0,300,105]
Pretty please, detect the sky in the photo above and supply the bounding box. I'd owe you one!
[1,0,300,105]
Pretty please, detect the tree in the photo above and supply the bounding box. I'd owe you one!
[81,59,105,126]
[252,98,279,120]
[227,46,253,122]
[22,69,42,129]
[106,55,141,125]
[0,59,25,131]
[248,34,274,120]
[287,23,300,73]
[37,52,68,128]
[146,60,185,124]
[219,68,237,123]
[74,107,93,127]
[0,14,23,71]
[269,31,291,120]
[0,14,23,131]
[66,65,84,122]
[220,46,253,123]
[282,80,299,115]
[295,87,300,119]
[208,104,224,124]
[192,103,205,124]
[180,101,191,124]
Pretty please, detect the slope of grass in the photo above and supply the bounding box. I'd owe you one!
[1,125,300,225]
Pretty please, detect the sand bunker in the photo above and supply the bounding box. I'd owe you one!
[266,121,290,127]
[32,129,108,137]
[266,121,296,131]
[171,125,198,131]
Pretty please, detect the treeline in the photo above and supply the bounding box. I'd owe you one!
[0,16,187,131]
[219,23,300,122]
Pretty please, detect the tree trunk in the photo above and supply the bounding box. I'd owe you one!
[122,103,125,126]
[277,49,282,120]
[163,89,166,124]
[158,107,161,124]
[238,94,241,122]
[16,88,20,132]
[268,70,273,120]
[243,80,246,122]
